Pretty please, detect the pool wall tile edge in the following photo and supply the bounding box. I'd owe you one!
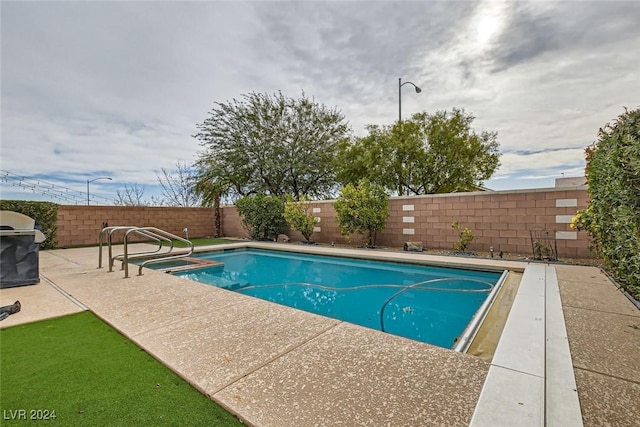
[194,241,527,274]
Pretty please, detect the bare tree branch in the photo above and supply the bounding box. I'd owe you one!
[156,162,202,207]
[114,183,148,206]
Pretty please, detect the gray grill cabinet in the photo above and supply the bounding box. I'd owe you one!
[0,211,47,288]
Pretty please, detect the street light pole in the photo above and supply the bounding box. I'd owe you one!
[87,177,112,205]
[398,77,422,122]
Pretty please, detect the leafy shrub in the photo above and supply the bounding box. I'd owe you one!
[283,195,317,242]
[235,194,286,241]
[532,240,554,260]
[334,179,389,247]
[580,108,639,298]
[451,221,477,252]
[0,200,59,249]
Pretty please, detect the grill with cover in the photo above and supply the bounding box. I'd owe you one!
[0,210,47,288]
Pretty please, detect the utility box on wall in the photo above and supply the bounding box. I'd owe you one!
[0,211,47,288]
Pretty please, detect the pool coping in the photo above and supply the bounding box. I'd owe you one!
[162,241,584,425]
[192,240,526,273]
[1,243,583,425]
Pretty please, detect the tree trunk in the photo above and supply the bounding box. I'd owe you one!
[213,192,221,237]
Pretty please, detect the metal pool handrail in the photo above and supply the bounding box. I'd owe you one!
[97,226,193,278]
[98,226,170,271]
[132,227,193,277]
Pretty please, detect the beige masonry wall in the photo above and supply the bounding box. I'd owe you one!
[56,205,215,248]
[221,205,250,239]
[55,187,591,257]
[220,187,591,258]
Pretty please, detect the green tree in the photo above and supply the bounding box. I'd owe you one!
[337,123,423,196]
[194,166,229,238]
[283,195,317,242]
[337,108,500,195]
[333,180,389,247]
[194,91,350,200]
[580,108,639,297]
[235,193,286,241]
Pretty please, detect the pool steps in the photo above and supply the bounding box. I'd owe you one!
[154,257,224,274]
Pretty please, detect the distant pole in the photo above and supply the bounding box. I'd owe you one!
[399,78,402,123]
[398,77,422,122]
[87,177,112,205]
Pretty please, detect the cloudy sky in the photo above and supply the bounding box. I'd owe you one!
[1,0,639,204]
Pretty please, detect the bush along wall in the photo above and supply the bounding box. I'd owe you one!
[581,108,639,299]
[235,194,286,241]
[0,200,59,249]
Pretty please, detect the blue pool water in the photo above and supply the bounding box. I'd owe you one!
[175,249,502,348]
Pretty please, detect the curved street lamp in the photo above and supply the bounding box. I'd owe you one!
[398,77,422,122]
[87,177,112,205]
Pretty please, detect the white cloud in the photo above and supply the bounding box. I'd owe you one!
[1,1,639,202]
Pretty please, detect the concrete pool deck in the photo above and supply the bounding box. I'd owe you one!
[1,243,638,426]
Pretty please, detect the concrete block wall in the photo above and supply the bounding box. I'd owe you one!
[221,205,250,239]
[220,187,591,258]
[55,187,591,257]
[378,188,590,258]
[56,205,215,248]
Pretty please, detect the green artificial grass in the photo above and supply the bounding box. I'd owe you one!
[174,238,233,247]
[151,238,233,248]
[0,312,243,426]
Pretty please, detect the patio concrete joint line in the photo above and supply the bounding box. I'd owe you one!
[572,366,640,386]
[41,274,89,311]
[210,321,343,396]
[44,250,84,266]
[127,288,285,339]
[562,303,640,318]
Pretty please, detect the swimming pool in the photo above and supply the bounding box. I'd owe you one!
[174,249,503,349]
